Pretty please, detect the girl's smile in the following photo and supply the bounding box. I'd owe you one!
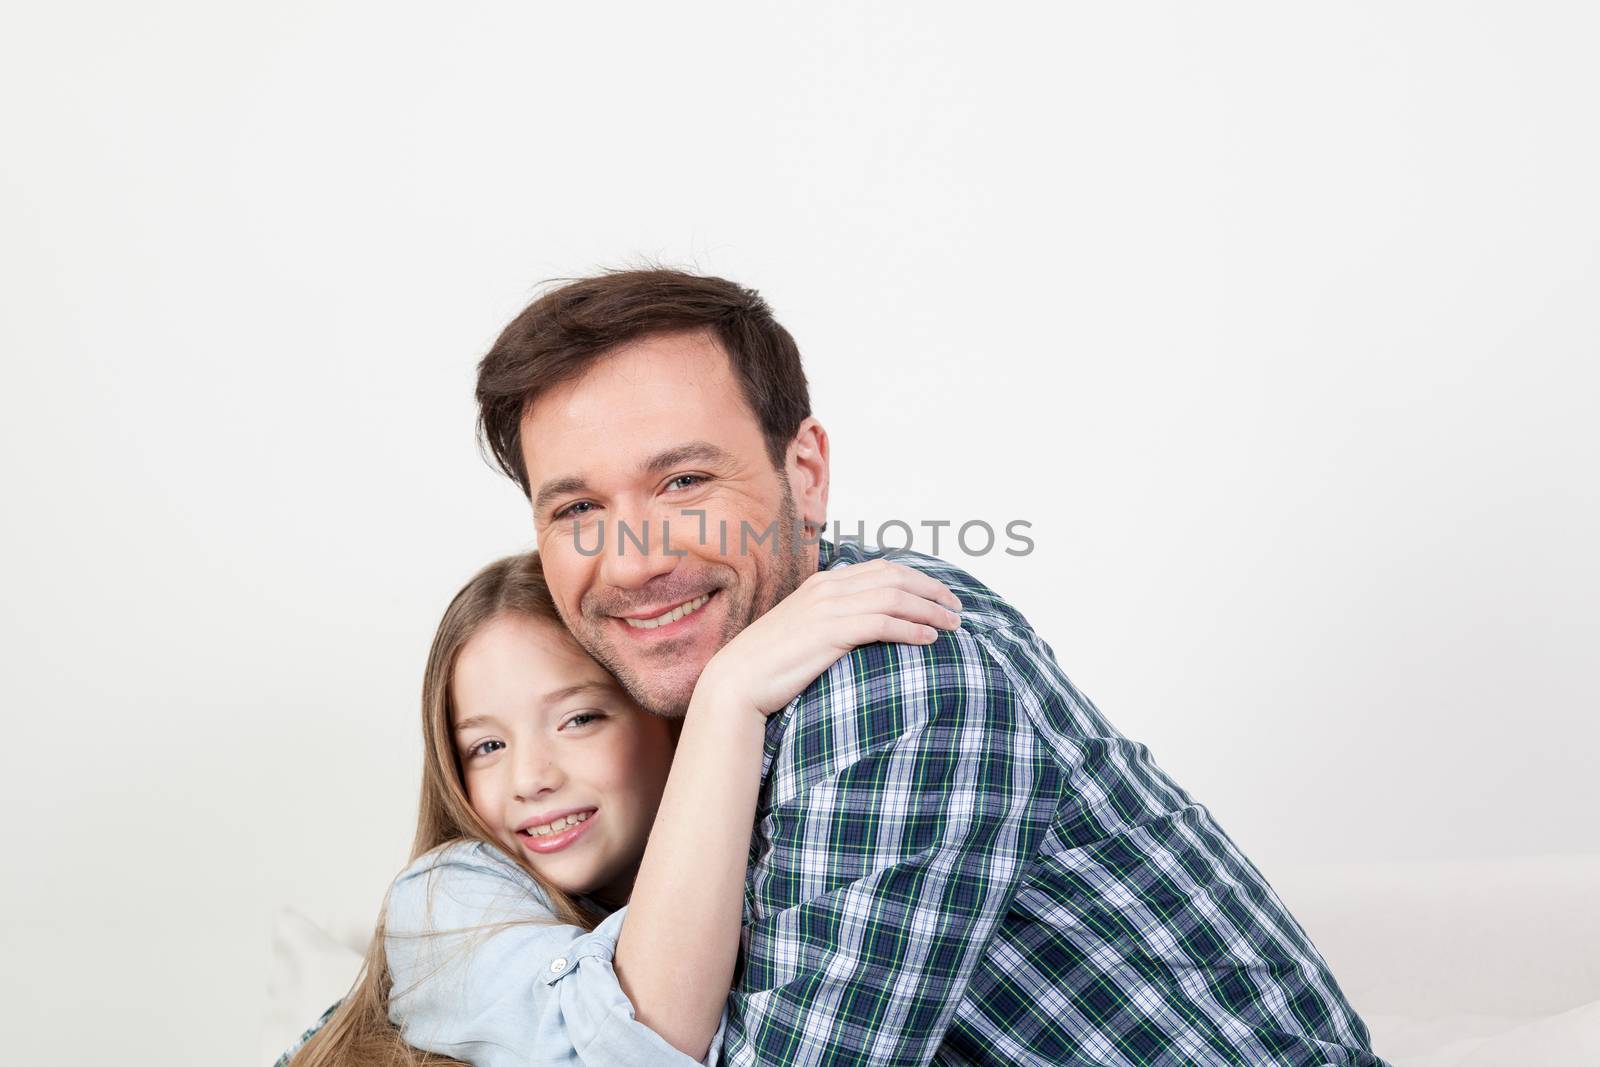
[450,612,675,902]
[515,807,597,854]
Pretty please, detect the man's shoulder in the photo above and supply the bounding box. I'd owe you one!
[761,543,1058,811]
[774,541,1048,752]
[787,541,1106,749]
[818,539,1034,638]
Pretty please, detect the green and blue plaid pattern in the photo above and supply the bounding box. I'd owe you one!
[722,539,1384,1066]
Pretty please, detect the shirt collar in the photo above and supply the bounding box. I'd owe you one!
[816,536,836,572]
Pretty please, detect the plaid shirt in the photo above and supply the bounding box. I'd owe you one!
[723,539,1384,1066]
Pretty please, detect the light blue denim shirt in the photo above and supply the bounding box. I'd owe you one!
[385,839,723,1066]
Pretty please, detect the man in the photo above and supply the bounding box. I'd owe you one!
[473,268,1386,1066]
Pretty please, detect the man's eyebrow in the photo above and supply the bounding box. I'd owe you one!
[531,441,737,517]
[453,681,619,733]
[532,475,591,517]
[640,440,736,476]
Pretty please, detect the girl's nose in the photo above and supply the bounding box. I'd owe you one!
[513,747,565,801]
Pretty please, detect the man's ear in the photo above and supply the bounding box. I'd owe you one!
[786,417,830,534]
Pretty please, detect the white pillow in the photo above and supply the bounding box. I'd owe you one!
[1363,1013,1523,1061]
[1401,999,1600,1067]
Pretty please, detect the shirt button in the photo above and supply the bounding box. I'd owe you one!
[549,957,568,974]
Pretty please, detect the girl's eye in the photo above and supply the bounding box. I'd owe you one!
[467,739,505,759]
[562,711,604,730]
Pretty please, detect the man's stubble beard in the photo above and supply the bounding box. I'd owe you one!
[574,486,811,718]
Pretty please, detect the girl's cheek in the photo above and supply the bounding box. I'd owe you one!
[464,769,496,820]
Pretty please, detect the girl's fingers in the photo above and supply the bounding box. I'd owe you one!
[840,586,961,631]
[837,613,940,648]
[877,616,943,646]
[824,560,962,612]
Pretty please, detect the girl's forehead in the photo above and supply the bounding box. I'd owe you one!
[452,613,614,716]
[467,611,588,664]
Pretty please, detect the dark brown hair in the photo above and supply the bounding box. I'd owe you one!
[475,268,812,496]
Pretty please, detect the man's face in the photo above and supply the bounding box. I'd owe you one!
[521,328,827,717]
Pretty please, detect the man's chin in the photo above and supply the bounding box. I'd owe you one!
[610,681,690,718]
[593,614,736,716]
[582,638,698,717]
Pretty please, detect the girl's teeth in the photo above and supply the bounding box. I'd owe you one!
[524,811,592,836]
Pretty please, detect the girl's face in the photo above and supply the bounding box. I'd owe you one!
[451,612,676,905]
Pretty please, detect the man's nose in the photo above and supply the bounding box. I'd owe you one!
[512,745,565,803]
[597,510,683,591]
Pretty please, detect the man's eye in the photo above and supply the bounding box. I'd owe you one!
[666,474,707,492]
[467,739,505,759]
[554,501,595,520]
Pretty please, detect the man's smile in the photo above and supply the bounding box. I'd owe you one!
[617,591,714,629]
[611,589,720,641]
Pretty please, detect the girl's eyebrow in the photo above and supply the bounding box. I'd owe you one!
[540,680,617,706]
[453,681,617,732]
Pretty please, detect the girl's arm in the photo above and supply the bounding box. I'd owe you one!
[613,560,962,1058]
[383,841,704,1067]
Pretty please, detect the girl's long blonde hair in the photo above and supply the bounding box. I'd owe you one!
[288,551,596,1067]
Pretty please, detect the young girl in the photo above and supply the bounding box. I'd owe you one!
[282,550,961,1066]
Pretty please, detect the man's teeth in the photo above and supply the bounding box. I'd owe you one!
[523,811,591,837]
[621,593,711,630]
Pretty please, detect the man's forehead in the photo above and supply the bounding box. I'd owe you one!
[524,332,741,433]
[519,329,764,484]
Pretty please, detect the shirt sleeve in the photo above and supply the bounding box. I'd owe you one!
[724,626,1061,1067]
[385,842,724,1066]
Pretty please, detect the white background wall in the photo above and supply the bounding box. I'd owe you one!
[2,2,1596,1063]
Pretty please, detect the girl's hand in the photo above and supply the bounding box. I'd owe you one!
[694,559,963,718]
